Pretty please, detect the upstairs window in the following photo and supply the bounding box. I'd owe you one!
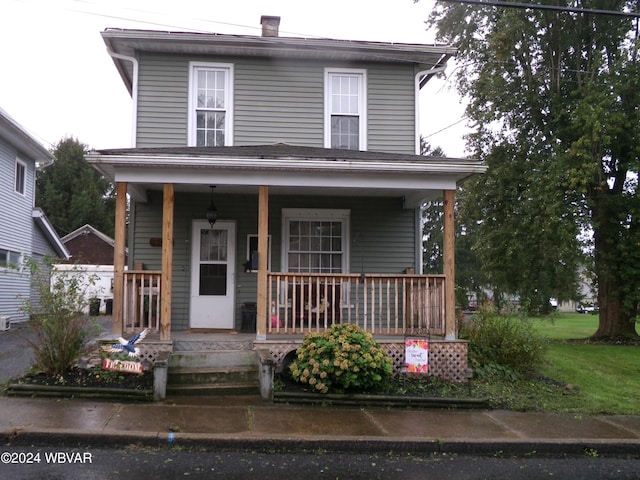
[188,63,234,147]
[15,159,26,195]
[325,69,366,151]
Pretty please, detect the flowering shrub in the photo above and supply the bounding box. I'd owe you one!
[289,324,393,394]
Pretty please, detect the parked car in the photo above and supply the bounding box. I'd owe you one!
[576,303,598,314]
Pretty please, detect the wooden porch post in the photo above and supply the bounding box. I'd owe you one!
[443,189,456,340]
[256,186,269,340]
[112,182,127,335]
[160,183,174,341]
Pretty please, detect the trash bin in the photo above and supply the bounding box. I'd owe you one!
[105,298,113,315]
[89,298,101,316]
[241,302,257,333]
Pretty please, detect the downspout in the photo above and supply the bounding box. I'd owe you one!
[106,48,139,148]
[414,66,447,273]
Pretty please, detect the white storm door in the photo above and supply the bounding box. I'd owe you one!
[190,220,236,329]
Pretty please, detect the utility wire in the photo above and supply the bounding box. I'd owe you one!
[437,0,640,18]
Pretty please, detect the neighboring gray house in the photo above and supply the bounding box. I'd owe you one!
[87,17,486,381]
[0,107,70,326]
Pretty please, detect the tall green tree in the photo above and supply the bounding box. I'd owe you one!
[428,1,640,335]
[36,138,115,238]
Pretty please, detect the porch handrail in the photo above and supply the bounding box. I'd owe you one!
[123,270,161,333]
[267,272,445,335]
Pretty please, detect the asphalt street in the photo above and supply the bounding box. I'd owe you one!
[1,445,640,480]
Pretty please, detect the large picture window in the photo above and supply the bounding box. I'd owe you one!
[325,69,366,151]
[188,62,233,147]
[282,209,350,273]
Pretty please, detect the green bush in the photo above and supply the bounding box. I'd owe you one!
[461,305,548,379]
[22,257,100,375]
[289,324,393,394]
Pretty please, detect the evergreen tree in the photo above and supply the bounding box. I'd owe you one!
[36,138,115,238]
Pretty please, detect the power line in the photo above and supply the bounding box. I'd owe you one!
[437,0,640,18]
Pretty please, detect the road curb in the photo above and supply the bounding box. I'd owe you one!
[5,429,640,457]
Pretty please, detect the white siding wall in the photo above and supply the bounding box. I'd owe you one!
[0,140,35,321]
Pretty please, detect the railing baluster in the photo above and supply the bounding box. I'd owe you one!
[265,272,445,337]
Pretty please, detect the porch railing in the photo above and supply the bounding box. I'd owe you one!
[123,270,161,333]
[267,273,445,336]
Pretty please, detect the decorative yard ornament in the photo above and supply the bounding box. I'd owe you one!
[103,328,149,358]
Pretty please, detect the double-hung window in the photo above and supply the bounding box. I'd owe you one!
[188,62,233,147]
[0,248,22,270]
[282,209,350,274]
[15,159,26,195]
[325,68,367,151]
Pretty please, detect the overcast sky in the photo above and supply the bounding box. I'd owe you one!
[1,0,470,157]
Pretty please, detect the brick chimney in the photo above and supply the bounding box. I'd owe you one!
[260,16,281,37]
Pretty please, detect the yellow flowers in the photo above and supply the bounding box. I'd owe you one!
[289,324,393,394]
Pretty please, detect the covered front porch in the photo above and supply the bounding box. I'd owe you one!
[88,145,484,382]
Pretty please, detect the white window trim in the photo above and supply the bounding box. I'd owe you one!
[15,157,26,195]
[324,68,367,150]
[281,208,350,273]
[0,247,23,272]
[187,62,234,147]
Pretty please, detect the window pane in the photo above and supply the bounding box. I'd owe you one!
[0,250,7,268]
[200,229,227,262]
[331,116,359,150]
[287,217,344,273]
[15,162,25,194]
[199,264,227,295]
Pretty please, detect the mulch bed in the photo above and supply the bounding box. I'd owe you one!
[12,367,153,391]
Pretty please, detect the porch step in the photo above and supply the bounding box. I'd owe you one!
[167,350,259,396]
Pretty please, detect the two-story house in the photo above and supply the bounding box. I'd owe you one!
[87,17,485,384]
[0,107,70,327]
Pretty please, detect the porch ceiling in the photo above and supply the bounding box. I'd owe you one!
[87,145,486,207]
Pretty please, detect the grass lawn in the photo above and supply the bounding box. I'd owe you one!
[534,312,600,340]
[470,312,640,415]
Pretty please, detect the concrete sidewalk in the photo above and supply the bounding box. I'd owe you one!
[1,395,639,456]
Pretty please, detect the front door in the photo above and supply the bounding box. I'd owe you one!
[190,220,236,329]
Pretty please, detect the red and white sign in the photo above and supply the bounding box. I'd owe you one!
[102,358,144,374]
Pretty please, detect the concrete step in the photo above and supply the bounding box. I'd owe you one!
[167,381,260,396]
[168,366,258,386]
[167,350,260,396]
[169,350,258,369]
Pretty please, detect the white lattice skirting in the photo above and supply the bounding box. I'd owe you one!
[257,339,468,383]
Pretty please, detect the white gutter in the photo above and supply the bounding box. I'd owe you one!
[87,153,487,174]
[414,66,447,155]
[106,48,139,148]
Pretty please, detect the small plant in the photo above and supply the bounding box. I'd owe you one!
[461,304,548,379]
[21,256,101,376]
[289,324,393,394]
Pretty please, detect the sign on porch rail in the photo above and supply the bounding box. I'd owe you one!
[405,338,429,373]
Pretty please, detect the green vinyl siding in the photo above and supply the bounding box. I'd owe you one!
[135,54,417,153]
[136,53,189,147]
[367,63,416,154]
[130,192,416,331]
[234,59,324,147]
